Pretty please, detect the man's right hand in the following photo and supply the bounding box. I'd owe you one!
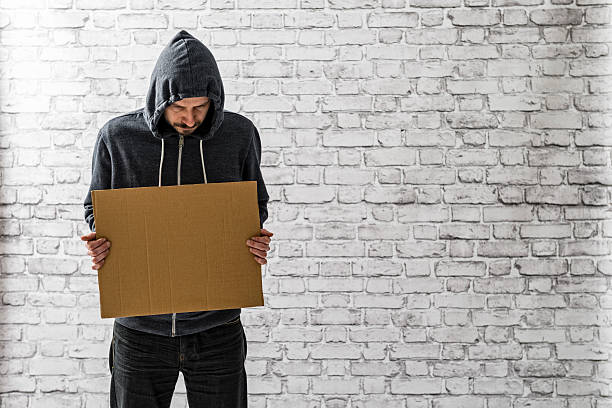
[80,232,111,270]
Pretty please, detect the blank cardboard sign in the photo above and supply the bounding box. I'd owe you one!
[91,181,264,318]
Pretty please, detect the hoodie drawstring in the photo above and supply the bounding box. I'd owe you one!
[158,138,165,187]
[200,139,208,184]
[158,137,208,186]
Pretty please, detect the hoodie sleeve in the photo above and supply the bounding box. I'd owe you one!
[83,129,112,233]
[242,124,269,229]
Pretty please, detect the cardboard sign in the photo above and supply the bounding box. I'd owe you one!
[91,181,264,318]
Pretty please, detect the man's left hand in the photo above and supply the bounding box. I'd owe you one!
[246,228,273,265]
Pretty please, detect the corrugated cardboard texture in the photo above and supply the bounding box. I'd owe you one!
[91,181,264,318]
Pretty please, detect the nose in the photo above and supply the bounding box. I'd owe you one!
[182,112,195,127]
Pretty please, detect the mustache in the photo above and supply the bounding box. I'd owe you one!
[174,122,200,129]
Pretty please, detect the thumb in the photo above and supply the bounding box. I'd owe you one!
[80,232,96,241]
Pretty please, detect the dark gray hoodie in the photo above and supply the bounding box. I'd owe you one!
[83,30,269,337]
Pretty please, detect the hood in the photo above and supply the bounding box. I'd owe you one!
[144,30,225,141]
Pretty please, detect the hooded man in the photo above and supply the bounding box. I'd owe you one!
[81,30,272,408]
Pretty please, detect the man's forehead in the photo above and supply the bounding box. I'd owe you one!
[172,97,210,107]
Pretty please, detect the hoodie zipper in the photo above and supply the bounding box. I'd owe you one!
[171,134,185,337]
[177,134,184,185]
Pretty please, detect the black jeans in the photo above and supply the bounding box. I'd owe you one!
[109,317,247,408]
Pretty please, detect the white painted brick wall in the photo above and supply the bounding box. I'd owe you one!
[0,1,611,407]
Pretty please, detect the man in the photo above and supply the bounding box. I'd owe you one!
[81,30,273,408]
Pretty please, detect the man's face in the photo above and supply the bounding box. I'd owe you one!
[163,96,211,136]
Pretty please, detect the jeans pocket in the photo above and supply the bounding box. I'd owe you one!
[223,316,241,326]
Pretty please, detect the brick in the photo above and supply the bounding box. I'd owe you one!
[556,379,607,396]
[520,224,571,238]
[555,276,608,292]
[439,225,489,240]
[448,9,501,26]
[404,28,458,44]
[556,344,608,360]
[570,59,612,76]
[444,187,498,204]
[409,0,461,6]
[568,169,612,185]
[447,80,498,94]
[39,11,89,28]
[306,241,364,257]
[515,259,568,276]
[304,205,366,223]
[366,45,418,60]
[448,45,500,60]
[474,278,525,293]
[446,113,499,128]
[526,186,580,205]
[398,206,449,223]
[117,13,168,28]
[488,59,538,76]
[28,258,79,275]
[536,47,583,64]
[324,168,374,185]
[326,29,376,45]
[364,187,416,204]
[469,344,522,359]
[404,169,455,185]
[29,358,79,375]
[403,61,455,77]
[514,361,566,377]
[489,95,541,111]
[397,242,446,258]
[530,9,583,25]
[358,225,410,240]
[572,27,612,42]
[76,0,125,7]
[489,27,540,43]
[493,0,543,4]
[390,378,444,394]
[487,168,538,185]
[367,12,418,27]
[555,309,607,325]
[434,397,484,408]
[447,150,497,166]
[364,148,416,166]
[312,378,360,394]
[515,329,566,343]
[435,261,486,276]
[310,344,361,359]
[0,376,36,392]
[401,95,454,112]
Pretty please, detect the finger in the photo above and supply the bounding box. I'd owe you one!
[88,240,111,257]
[86,238,104,249]
[248,247,267,258]
[251,236,271,245]
[246,240,270,252]
[248,242,270,252]
[86,238,107,251]
[81,232,96,241]
[247,236,270,246]
[92,247,110,264]
[260,229,274,237]
[92,259,105,270]
[253,256,266,265]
